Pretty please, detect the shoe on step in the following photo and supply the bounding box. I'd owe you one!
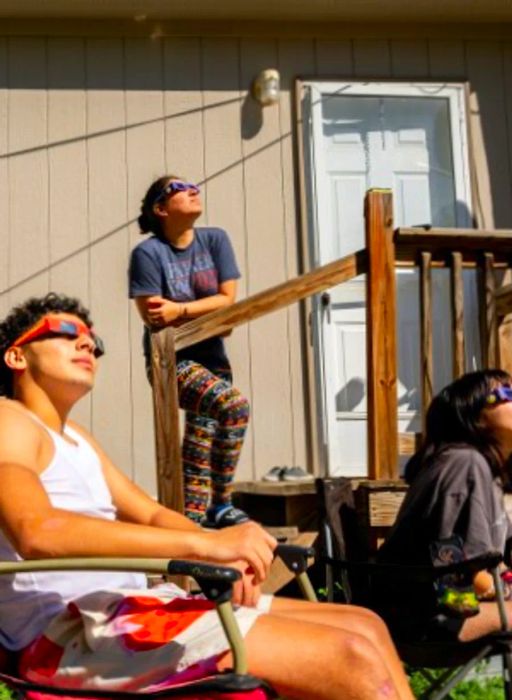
[281,466,313,482]
[262,466,285,482]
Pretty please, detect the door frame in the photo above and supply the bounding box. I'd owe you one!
[294,77,476,476]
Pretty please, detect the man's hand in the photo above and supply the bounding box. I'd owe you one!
[146,298,182,327]
[229,560,261,607]
[207,521,277,585]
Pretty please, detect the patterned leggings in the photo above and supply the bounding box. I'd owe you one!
[177,360,250,523]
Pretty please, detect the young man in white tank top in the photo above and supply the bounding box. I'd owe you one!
[0,293,413,700]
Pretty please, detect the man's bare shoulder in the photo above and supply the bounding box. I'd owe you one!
[0,399,47,470]
[0,398,40,425]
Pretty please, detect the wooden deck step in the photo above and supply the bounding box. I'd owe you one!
[233,480,318,532]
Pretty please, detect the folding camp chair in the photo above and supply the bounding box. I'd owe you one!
[316,476,512,700]
[0,544,315,700]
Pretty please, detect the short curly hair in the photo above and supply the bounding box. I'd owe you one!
[0,292,93,397]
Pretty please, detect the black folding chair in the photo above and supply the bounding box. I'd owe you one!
[316,476,512,700]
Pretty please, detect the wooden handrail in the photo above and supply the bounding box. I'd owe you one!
[175,249,368,352]
[151,248,368,512]
[396,226,512,244]
[150,189,512,512]
[395,227,512,265]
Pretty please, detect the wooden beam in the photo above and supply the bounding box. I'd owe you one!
[396,226,512,248]
[499,316,512,375]
[398,432,422,456]
[449,251,465,378]
[478,252,498,368]
[150,328,183,514]
[395,227,512,266]
[419,251,433,429]
[175,249,367,352]
[365,189,398,481]
[496,283,512,318]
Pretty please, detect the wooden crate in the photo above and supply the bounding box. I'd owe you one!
[353,479,408,554]
[233,480,319,532]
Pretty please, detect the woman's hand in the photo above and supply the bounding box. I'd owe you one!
[146,298,182,327]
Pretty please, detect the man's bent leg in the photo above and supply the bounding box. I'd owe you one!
[267,598,413,700]
[218,613,402,700]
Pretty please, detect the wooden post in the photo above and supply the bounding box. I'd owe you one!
[449,251,465,378]
[478,252,498,368]
[365,189,398,480]
[496,277,512,374]
[150,327,184,514]
[419,251,433,431]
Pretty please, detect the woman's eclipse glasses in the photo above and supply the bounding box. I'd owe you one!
[486,386,512,405]
[12,316,105,358]
[154,181,200,203]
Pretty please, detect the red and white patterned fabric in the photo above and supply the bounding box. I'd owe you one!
[19,584,272,693]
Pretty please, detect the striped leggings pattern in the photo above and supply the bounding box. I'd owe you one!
[177,360,250,523]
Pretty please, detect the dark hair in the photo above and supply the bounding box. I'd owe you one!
[0,292,93,398]
[138,175,182,237]
[405,369,512,485]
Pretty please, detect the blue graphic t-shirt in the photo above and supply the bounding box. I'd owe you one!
[128,227,240,371]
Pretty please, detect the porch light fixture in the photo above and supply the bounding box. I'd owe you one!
[251,69,280,106]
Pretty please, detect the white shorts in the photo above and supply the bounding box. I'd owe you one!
[19,584,273,691]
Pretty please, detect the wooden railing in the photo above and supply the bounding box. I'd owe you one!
[368,189,512,479]
[150,189,512,512]
[150,246,368,512]
[495,278,512,373]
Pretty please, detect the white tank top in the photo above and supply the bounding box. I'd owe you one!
[0,417,146,650]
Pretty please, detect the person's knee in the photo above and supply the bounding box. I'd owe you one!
[357,609,393,646]
[235,394,250,422]
[341,631,378,668]
[216,392,250,425]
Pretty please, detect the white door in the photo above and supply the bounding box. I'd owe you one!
[303,82,476,476]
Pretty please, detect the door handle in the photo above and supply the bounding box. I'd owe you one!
[320,292,331,323]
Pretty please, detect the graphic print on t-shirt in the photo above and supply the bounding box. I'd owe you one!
[164,252,218,300]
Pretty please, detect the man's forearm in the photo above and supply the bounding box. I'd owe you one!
[18,508,210,561]
[149,505,200,533]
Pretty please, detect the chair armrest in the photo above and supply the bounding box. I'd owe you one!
[0,557,240,582]
[274,544,317,602]
[325,550,503,583]
[274,544,315,573]
[0,557,247,673]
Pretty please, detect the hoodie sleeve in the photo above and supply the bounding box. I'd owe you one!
[429,449,504,559]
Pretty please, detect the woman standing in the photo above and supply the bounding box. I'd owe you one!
[129,176,250,528]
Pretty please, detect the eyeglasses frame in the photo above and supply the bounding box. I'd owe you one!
[486,386,512,405]
[11,315,105,359]
[153,181,200,204]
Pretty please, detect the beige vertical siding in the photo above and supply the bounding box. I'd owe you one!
[278,39,316,472]
[200,38,254,479]
[0,39,8,322]
[1,29,512,491]
[7,39,50,309]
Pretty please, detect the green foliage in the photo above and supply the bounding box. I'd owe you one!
[316,581,346,602]
[0,684,13,700]
[408,664,504,700]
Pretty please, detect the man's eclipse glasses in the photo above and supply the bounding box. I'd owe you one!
[12,315,105,358]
